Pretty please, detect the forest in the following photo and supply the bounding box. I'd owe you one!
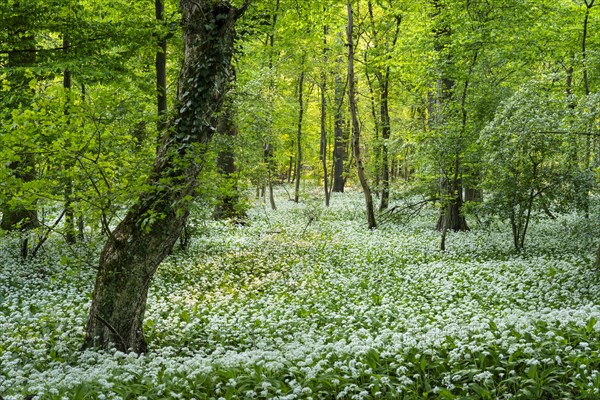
[1,0,600,398]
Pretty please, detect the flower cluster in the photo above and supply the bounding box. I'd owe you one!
[0,190,599,399]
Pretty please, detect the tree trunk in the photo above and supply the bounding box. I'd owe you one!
[320,26,330,207]
[263,0,280,210]
[379,78,391,211]
[63,36,77,245]
[263,143,277,210]
[294,66,305,203]
[366,2,401,212]
[288,153,294,183]
[464,187,482,202]
[436,162,468,232]
[213,98,243,220]
[436,187,468,232]
[84,0,248,353]
[581,1,593,219]
[332,72,346,193]
[430,0,468,234]
[156,0,168,133]
[365,70,381,195]
[347,2,376,229]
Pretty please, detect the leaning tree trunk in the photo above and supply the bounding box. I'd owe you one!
[84,0,248,353]
[347,2,376,229]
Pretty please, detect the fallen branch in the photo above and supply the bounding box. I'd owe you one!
[31,208,67,258]
[379,197,434,225]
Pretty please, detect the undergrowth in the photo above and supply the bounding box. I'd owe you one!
[0,189,599,399]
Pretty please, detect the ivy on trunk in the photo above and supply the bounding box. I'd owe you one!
[84,0,249,353]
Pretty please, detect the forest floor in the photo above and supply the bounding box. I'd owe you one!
[1,188,599,399]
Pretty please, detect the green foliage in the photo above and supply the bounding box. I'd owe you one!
[479,81,572,249]
[2,0,600,393]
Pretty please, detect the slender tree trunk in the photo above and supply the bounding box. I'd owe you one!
[367,2,401,211]
[63,37,76,245]
[321,26,330,207]
[332,72,346,193]
[464,187,482,202]
[581,1,594,218]
[582,1,593,97]
[78,83,87,241]
[366,2,381,196]
[264,0,280,210]
[264,143,277,210]
[156,0,168,132]
[213,93,243,220]
[294,66,305,203]
[347,2,376,229]
[343,118,354,188]
[84,0,248,353]
[365,70,381,194]
[379,78,391,211]
[288,153,294,183]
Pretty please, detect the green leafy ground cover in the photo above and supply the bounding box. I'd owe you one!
[1,190,599,399]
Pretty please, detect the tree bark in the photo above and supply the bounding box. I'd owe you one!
[84,0,248,353]
[581,0,594,218]
[365,70,381,194]
[332,72,346,193]
[263,143,277,210]
[464,187,482,202]
[264,0,280,210]
[63,36,77,245]
[379,78,391,211]
[294,66,305,203]
[367,2,401,211]
[156,0,168,133]
[430,0,468,234]
[320,26,330,207]
[347,2,376,229]
[213,97,243,220]
[436,187,469,231]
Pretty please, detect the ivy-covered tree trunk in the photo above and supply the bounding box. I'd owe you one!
[84,0,248,353]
